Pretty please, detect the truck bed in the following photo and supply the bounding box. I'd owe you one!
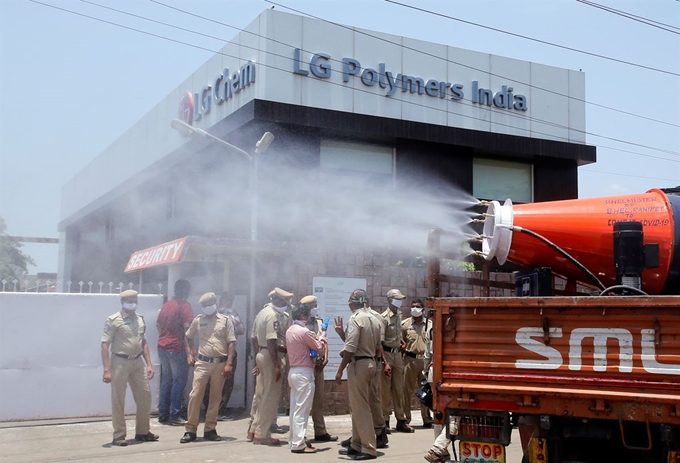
[428,296,680,424]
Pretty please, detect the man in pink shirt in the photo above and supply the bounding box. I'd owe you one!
[285,301,328,454]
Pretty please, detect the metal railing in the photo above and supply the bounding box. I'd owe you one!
[0,278,164,294]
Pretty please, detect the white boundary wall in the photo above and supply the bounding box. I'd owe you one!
[0,292,246,421]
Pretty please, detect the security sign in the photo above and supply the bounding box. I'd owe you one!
[124,238,187,273]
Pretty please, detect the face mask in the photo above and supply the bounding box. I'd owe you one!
[202,304,217,315]
[274,305,287,313]
[411,307,423,317]
[392,299,403,309]
[123,302,137,311]
[310,308,319,318]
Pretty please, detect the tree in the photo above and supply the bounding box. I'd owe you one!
[0,217,36,288]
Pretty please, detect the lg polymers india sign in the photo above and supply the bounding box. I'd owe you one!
[292,48,528,111]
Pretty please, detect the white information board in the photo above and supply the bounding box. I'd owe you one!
[312,277,367,380]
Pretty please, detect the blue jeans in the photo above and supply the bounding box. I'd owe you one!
[158,348,189,420]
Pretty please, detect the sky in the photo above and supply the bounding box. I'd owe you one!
[0,0,678,274]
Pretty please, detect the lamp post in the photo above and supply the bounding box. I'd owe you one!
[170,119,274,408]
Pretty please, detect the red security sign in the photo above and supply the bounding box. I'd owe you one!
[459,440,505,463]
[124,238,187,273]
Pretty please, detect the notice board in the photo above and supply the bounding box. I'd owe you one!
[312,277,367,380]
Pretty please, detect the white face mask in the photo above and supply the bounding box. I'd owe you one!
[391,299,403,309]
[274,305,287,313]
[123,302,137,311]
[202,304,217,315]
[411,307,423,317]
[310,308,319,318]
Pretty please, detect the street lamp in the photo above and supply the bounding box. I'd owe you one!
[171,118,274,408]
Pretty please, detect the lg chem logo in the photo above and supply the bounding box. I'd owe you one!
[178,92,194,126]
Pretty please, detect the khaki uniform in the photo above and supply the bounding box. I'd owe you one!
[367,308,388,436]
[277,309,292,414]
[381,308,406,422]
[185,313,236,434]
[306,316,328,437]
[401,317,433,425]
[344,308,382,457]
[102,310,151,440]
[250,304,283,439]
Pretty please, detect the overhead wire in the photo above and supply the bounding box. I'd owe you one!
[382,0,680,77]
[575,0,680,34]
[28,0,680,164]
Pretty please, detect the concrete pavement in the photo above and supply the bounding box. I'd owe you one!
[0,413,523,463]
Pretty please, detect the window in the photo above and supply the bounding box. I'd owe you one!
[320,140,394,186]
[473,158,533,203]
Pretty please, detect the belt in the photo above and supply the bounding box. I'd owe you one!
[354,356,373,361]
[114,353,142,360]
[196,353,228,363]
[404,352,423,359]
[383,346,399,353]
[277,346,288,354]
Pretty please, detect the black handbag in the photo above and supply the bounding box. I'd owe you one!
[415,379,433,410]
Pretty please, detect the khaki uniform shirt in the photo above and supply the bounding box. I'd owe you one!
[306,317,325,362]
[252,304,280,348]
[380,308,402,349]
[343,308,381,358]
[401,317,431,357]
[102,310,146,356]
[368,307,386,343]
[185,313,236,358]
[277,307,292,349]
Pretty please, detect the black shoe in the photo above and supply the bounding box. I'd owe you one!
[376,432,388,449]
[158,415,169,424]
[169,417,186,426]
[217,415,234,422]
[384,420,391,434]
[180,432,197,444]
[338,446,360,456]
[354,453,377,461]
[203,430,221,441]
[395,420,415,433]
[314,433,339,442]
[134,432,159,442]
[422,422,434,429]
[270,424,286,434]
[340,437,351,447]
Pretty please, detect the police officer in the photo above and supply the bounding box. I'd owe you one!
[249,287,293,445]
[299,295,338,442]
[180,292,236,444]
[336,289,382,461]
[402,298,433,428]
[101,290,158,446]
[381,289,414,433]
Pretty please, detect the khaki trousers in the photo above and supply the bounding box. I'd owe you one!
[110,356,151,440]
[381,351,405,421]
[403,356,432,424]
[185,361,226,434]
[370,361,384,433]
[348,358,377,457]
[252,351,280,439]
[310,366,328,436]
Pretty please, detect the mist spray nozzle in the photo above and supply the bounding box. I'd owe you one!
[476,200,492,207]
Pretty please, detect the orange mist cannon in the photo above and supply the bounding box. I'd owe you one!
[479,188,680,295]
